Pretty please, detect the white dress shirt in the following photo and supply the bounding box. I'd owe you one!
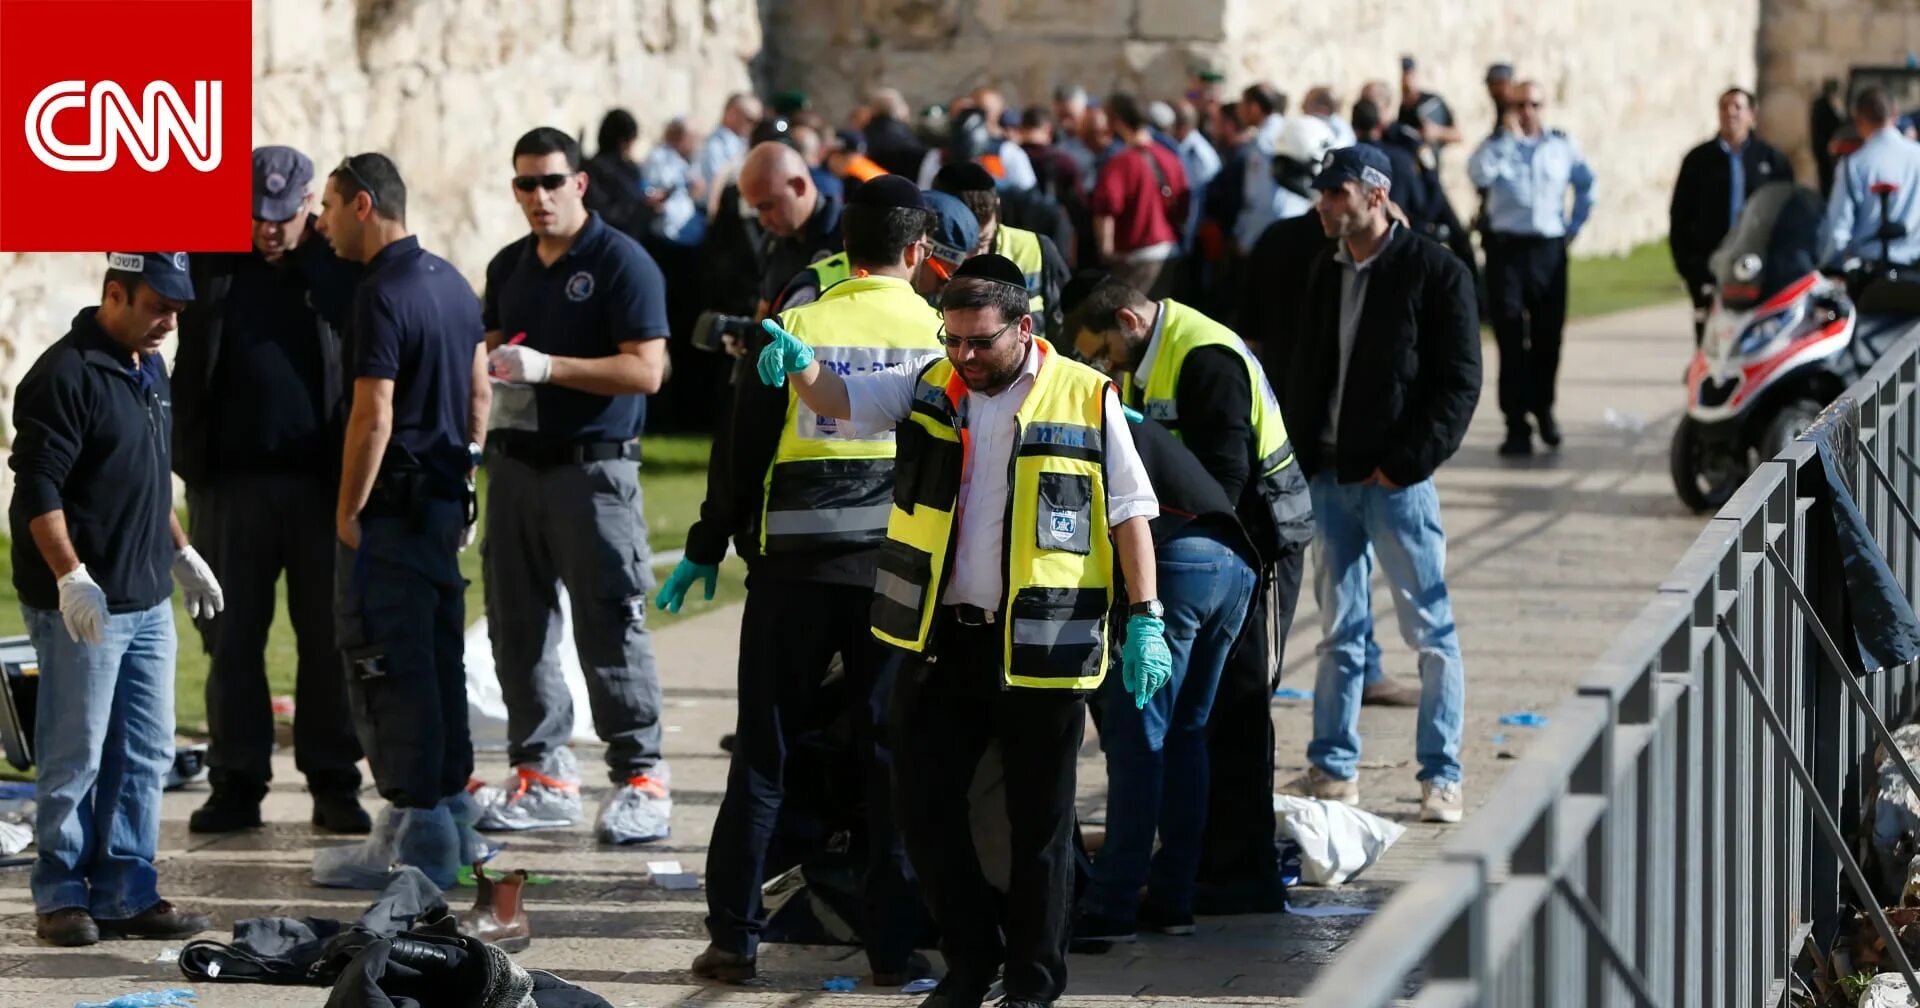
[841,343,1158,611]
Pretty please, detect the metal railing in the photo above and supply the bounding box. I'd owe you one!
[1304,326,1920,1008]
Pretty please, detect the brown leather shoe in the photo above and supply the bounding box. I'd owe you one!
[691,943,756,982]
[36,908,98,947]
[458,863,530,952]
[95,899,211,939]
[1361,678,1421,707]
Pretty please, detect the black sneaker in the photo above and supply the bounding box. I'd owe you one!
[1070,910,1137,946]
[1535,411,1562,448]
[1139,902,1195,936]
[312,790,372,834]
[1498,428,1533,457]
[188,790,262,834]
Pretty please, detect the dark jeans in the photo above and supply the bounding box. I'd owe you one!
[892,618,1086,1003]
[704,577,917,972]
[1087,530,1255,921]
[189,471,361,795]
[1486,233,1570,429]
[1198,542,1304,891]
[333,499,472,809]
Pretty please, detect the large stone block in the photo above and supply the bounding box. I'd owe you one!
[1136,0,1227,42]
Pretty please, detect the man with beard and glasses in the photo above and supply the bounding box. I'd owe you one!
[755,254,1166,1008]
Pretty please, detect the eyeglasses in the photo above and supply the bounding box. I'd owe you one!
[513,173,572,193]
[937,318,1017,350]
[336,157,378,210]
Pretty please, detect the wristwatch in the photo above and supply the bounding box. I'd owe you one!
[1128,599,1164,620]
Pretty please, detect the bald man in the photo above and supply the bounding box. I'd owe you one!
[737,141,845,316]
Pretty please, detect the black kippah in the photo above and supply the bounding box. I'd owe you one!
[848,174,926,210]
[951,253,1026,289]
[933,160,996,194]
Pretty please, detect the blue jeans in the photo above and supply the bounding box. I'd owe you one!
[1307,474,1465,784]
[1088,528,1255,920]
[24,601,175,917]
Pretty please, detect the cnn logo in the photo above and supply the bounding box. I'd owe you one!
[24,79,221,173]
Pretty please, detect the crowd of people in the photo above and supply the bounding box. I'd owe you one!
[29,49,1914,1008]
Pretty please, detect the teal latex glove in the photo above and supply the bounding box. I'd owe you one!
[655,558,718,613]
[1120,403,1145,424]
[1121,614,1172,708]
[756,318,815,387]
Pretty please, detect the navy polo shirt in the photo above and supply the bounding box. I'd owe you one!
[349,236,485,483]
[481,212,669,442]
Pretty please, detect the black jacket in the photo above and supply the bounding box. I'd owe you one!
[1124,415,1258,567]
[1281,226,1481,487]
[172,229,358,488]
[1669,136,1794,290]
[9,309,176,612]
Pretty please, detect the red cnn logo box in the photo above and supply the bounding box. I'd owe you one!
[0,0,252,252]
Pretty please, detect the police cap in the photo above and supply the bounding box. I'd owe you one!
[105,252,194,302]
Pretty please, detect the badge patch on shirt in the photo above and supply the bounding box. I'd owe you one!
[566,271,595,301]
[1050,510,1077,542]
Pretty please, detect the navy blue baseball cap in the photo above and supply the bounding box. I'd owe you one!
[106,252,194,302]
[922,190,980,266]
[1311,145,1394,193]
[252,145,314,221]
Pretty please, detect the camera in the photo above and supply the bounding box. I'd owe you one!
[691,311,758,354]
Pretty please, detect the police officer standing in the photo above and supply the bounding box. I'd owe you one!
[759,255,1168,1008]
[11,252,222,947]
[1063,272,1312,914]
[470,128,674,845]
[173,145,369,835]
[662,175,946,985]
[313,153,490,888]
[1468,80,1596,457]
[931,161,1071,337]
[1822,86,1920,268]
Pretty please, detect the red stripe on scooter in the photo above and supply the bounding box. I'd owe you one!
[1731,317,1851,407]
[1754,273,1819,316]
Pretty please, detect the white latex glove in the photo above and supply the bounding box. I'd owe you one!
[56,565,108,646]
[488,344,553,384]
[172,545,225,620]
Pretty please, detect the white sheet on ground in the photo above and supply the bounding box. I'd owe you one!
[1273,793,1405,886]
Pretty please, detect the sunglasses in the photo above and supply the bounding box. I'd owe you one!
[513,173,572,193]
[937,318,1017,351]
[336,157,378,210]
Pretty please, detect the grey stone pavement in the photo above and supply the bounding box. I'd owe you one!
[0,302,1708,1006]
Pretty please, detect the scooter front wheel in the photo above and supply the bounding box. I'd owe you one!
[1670,417,1744,513]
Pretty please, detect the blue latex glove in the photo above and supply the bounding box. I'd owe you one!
[1120,403,1145,424]
[756,318,815,387]
[1121,614,1172,708]
[655,558,718,613]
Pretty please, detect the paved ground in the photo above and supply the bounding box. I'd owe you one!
[0,302,1710,1006]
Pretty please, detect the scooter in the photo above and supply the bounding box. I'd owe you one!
[1670,181,1917,512]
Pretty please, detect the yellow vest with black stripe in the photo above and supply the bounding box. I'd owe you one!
[871,340,1116,690]
[993,225,1048,326]
[760,275,941,554]
[1126,299,1295,481]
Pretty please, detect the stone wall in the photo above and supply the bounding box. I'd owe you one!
[1755,0,1920,185]
[0,0,758,473]
[765,0,1764,257]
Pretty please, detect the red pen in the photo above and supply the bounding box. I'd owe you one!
[507,331,528,346]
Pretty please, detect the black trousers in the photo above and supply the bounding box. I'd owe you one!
[332,500,471,809]
[1198,543,1304,892]
[188,471,361,796]
[704,577,917,972]
[892,617,1086,1003]
[1486,233,1571,430]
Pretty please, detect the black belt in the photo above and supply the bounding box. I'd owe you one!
[948,604,997,626]
[491,437,640,469]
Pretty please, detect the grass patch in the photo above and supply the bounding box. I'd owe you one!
[0,434,739,733]
[1568,240,1687,320]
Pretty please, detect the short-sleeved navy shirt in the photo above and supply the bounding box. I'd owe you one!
[350,236,484,483]
[482,212,669,442]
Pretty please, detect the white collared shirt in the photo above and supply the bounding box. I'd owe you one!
[843,343,1158,610]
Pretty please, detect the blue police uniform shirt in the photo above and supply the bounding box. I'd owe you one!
[350,236,485,483]
[1468,128,1597,239]
[1824,125,1920,265]
[482,211,669,442]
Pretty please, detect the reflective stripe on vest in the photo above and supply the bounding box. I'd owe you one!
[1127,299,1294,478]
[761,275,943,555]
[995,225,1048,326]
[871,339,1115,690]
